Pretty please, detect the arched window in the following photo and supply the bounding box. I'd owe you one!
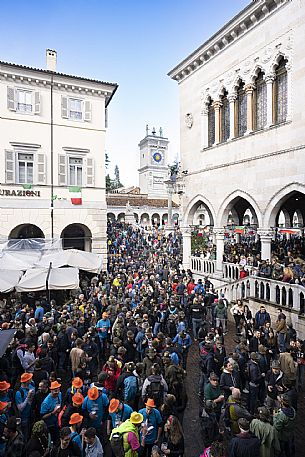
[254,70,267,130]
[236,81,247,137]
[208,99,215,146]
[274,57,288,124]
[220,91,230,142]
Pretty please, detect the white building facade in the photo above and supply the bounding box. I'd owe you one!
[0,50,117,265]
[169,0,305,273]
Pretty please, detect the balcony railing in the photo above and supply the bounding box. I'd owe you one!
[190,256,305,313]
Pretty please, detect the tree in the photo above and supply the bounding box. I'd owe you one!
[106,174,113,192]
[114,165,123,189]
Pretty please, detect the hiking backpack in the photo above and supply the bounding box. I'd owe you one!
[146,377,164,406]
[110,430,125,457]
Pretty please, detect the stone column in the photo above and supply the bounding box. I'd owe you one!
[182,227,192,270]
[265,74,275,128]
[245,84,255,134]
[257,228,273,261]
[201,107,209,149]
[212,101,222,144]
[286,63,292,122]
[167,186,173,229]
[214,227,225,276]
[228,94,237,139]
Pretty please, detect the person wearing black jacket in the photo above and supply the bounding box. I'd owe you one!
[265,360,284,410]
[220,360,241,401]
[247,352,264,414]
[190,299,204,341]
[228,418,260,457]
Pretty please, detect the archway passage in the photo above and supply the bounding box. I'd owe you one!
[224,197,258,228]
[186,200,214,227]
[9,224,45,239]
[107,213,115,222]
[275,191,305,228]
[61,224,92,251]
[151,213,160,227]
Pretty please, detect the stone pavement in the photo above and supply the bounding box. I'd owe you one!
[183,322,305,456]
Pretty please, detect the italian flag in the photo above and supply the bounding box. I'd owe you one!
[69,186,82,205]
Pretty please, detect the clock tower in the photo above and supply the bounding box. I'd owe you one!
[138,126,169,198]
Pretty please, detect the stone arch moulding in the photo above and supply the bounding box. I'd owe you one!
[269,51,291,74]
[217,190,262,228]
[249,65,266,84]
[183,194,216,227]
[263,183,305,228]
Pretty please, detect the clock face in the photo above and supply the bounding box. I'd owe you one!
[153,151,163,163]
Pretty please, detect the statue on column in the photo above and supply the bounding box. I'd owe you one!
[125,200,134,225]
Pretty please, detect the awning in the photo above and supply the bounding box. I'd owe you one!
[0,329,16,357]
[279,229,300,234]
[35,249,103,273]
[15,267,79,292]
[0,270,23,293]
[0,251,41,270]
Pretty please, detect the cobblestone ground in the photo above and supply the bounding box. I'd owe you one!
[183,322,305,457]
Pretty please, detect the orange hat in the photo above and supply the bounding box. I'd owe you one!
[0,402,8,412]
[50,381,61,390]
[88,386,99,401]
[102,312,109,318]
[109,398,120,413]
[72,393,84,406]
[145,398,156,408]
[69,413,83,425]
[72,377,83,389]
[20,373,33,383]
[0,381,10,391]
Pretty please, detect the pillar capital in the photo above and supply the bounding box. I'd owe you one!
[181,226,192,236]
[228,93,237,103]
[212,100,222,110]
[257,228,274,240]
[213,227,225,238]
[264,73,275,84]
[244,83,255,94]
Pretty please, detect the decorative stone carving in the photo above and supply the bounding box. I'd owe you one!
[257,228,274,239]
[243,60,252,74]
[213,227,225,237]
[262,47,274,63]
[185,113,194,129]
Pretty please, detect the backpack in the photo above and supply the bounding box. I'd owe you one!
[58,405,67,428]
[12,344,27,372]
[110,430,125,457]
[146,376,164,407]
[123,375,138,402]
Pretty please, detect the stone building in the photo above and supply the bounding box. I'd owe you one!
[0,50,117,265]
[168,0,305,273]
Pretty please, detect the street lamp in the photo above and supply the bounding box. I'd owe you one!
[164,161,187,232]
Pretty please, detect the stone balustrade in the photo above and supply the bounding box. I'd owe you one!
[217,276,305,314]
[190,256,216,276]
[190,256,257,281]
[190,255,305,314]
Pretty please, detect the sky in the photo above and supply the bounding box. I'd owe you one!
[1,0,249,187]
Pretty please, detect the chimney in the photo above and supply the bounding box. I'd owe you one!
[46,49,57,72]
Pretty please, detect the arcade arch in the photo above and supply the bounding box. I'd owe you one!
[9,224,45,239]
[61,223,92,251]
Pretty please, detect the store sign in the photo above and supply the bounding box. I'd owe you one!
[0,188,41,197]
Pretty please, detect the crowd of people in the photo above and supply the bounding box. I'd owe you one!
[0,222,302,457]
[222,237,305,284]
